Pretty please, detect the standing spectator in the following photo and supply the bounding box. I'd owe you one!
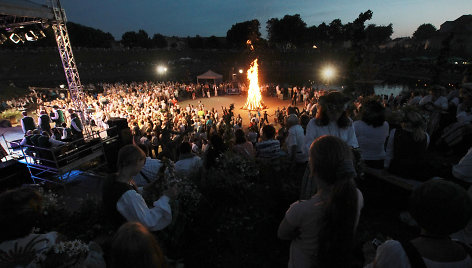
[353,98,389,169]
[133,144,163,188]
[102,144,178,231]
[70,112,84,141]
[385,106,431,180]
[285,114,307,164]
[278,135,364,268]
[174,141,203,182]
[302,91,358,199]
[304,91,358,153]
[38,110,51,135]
[50,105,65,127]
[20,111,35,134]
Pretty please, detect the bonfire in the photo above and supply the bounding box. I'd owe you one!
[243,59,265,111]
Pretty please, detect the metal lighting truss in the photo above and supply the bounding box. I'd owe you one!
[49,0,87,127]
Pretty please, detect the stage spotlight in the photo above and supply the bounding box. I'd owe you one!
[38,30,46,39]
[0,34,7,45]
[9,33,22,44]
[239,69,243,74]
[25,30,39,41]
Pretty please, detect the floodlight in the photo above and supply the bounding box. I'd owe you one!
[239,69,243,74]
[25,30,39,41]
[322,66,335,80]
[157,66,167,74]
[38,30,46,39]
[9,33,22,44]
[0,34,7,45]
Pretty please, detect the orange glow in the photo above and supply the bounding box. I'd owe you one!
[243,59,264,111]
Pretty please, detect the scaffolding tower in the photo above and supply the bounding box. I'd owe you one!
[49,0,86,125]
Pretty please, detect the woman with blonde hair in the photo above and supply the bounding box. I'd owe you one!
[385,106,431,180]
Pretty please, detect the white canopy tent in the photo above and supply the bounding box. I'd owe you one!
[196,70,223,84]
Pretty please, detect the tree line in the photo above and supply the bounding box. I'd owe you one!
[0,11,439,50]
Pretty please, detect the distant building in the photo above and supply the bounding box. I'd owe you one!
[379,37,413,49]
[428,15,472,56]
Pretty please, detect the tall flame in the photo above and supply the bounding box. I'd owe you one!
[243,59,264,110]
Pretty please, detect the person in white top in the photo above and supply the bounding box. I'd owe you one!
[353,98,389,169]
[302,91,358,199]
[304,91,358,153]
[285,114,308,163]
[419,86,449,112]
[368,179,472,268]
[174,141,203,182]
[102,145,179,231]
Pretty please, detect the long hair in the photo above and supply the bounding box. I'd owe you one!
[110,222,167,268]
[315,91,351,128]
[400,106,427,142]
[309,135,359,267]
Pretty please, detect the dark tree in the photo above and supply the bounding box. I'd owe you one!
[266,14,307,47]
[152,33,168,48]
[413,23,437,41]
[226,19,261,48]
[344,10,373,43]
[328,19,344,44]
[66,22,115,48]
[365,24,393,45]
[205,36,221,49]
[121,30,152,48]
[187,35,205,49]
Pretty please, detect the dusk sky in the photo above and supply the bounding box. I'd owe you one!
[58,0,471,40]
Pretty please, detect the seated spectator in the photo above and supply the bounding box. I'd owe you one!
[233,129,255,159]
[385,106,431,180]
[102,144,178,231]
[110,222,167,268]
[256,125,282,159]
[132,144,163,188]
[369,179,472,267]
[278,135,364,267]
[353,97,389,169]
[174,141,203,182]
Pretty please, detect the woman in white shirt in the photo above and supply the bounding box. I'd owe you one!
[102,144,178,231]
[301,91,358,199]
[353,98,389,169]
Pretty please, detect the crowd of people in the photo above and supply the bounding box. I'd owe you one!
[1,79,472,267]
